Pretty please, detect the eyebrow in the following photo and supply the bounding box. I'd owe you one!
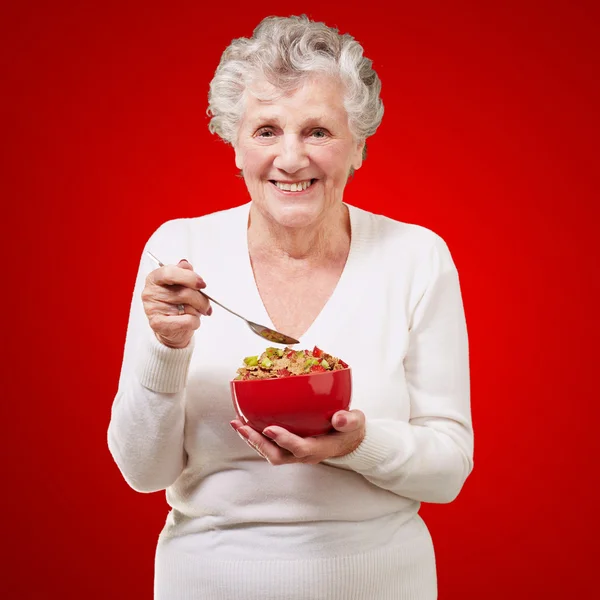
[247,114,336,129]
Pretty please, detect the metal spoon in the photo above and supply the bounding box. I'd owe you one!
[145,251,300,346]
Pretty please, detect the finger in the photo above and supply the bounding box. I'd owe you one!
[331,409,365,433]
[172,304,202,318]
[261,426,314,459]
[150,264,206,290]
[234,424,295,465]
[147,285,212,316]
[171,287,212,316]
[177,259,194,271]
[264,422,363,463]
[148,312,201,334]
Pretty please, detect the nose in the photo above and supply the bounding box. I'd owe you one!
[273,135,310,173]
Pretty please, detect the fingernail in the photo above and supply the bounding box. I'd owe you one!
[196,278,206,289]
[237,428,250,440]
[263,428,275,439]
[179,259,189,265]
[207,306,213,316]
[336,416,347,427]
[229,422,237,432]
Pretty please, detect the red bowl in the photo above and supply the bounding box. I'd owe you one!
[230,368,352,437]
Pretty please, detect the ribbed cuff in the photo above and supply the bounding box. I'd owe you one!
[136,334,195,393]
[325,422,397,471]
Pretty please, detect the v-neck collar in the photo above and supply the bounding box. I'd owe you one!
[233,201,365,345]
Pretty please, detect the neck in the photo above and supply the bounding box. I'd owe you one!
[247,203,351,264]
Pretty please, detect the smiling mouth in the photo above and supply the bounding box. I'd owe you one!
[269,179,317,192]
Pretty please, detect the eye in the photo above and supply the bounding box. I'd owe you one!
[255,127,276,138]
[310,128,328,139]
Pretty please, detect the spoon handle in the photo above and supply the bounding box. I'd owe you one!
[198,290,246,321]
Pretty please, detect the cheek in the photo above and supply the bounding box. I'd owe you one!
[240,148,271,176]
[314,145,353,178]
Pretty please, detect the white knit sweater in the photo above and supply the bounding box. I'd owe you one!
[108,202,473,600]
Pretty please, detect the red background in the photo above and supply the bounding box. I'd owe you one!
[2,0,598,597]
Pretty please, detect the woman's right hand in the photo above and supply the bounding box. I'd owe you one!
[142,259,212,349]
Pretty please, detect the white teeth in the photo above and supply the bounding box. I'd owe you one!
[275,180,313,192]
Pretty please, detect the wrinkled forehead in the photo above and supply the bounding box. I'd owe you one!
[234,72,352,142]
[244,71,344,105]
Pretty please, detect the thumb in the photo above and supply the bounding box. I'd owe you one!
[332,410,364,433]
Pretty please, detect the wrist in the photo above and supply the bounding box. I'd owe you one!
[336,428,366,458]
[155,333,192,349]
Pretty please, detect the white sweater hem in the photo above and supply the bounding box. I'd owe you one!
[154,515,437,600]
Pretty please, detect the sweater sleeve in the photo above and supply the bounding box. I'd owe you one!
[107,221,194,493]
[325,235,474,504]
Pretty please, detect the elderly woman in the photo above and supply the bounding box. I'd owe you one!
[108,14,473,600]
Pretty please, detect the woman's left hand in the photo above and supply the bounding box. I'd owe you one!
[230,410,366,465]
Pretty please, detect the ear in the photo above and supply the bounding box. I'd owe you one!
[234,145,243,170]
[351,140,365,171]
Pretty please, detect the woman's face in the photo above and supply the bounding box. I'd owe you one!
[234,74,364,230]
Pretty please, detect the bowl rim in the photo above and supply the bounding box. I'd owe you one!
[230,366,352,384]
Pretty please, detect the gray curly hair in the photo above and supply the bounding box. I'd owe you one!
[207,15,384,149]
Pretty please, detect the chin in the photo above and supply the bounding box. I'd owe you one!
[266,200,326,229]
